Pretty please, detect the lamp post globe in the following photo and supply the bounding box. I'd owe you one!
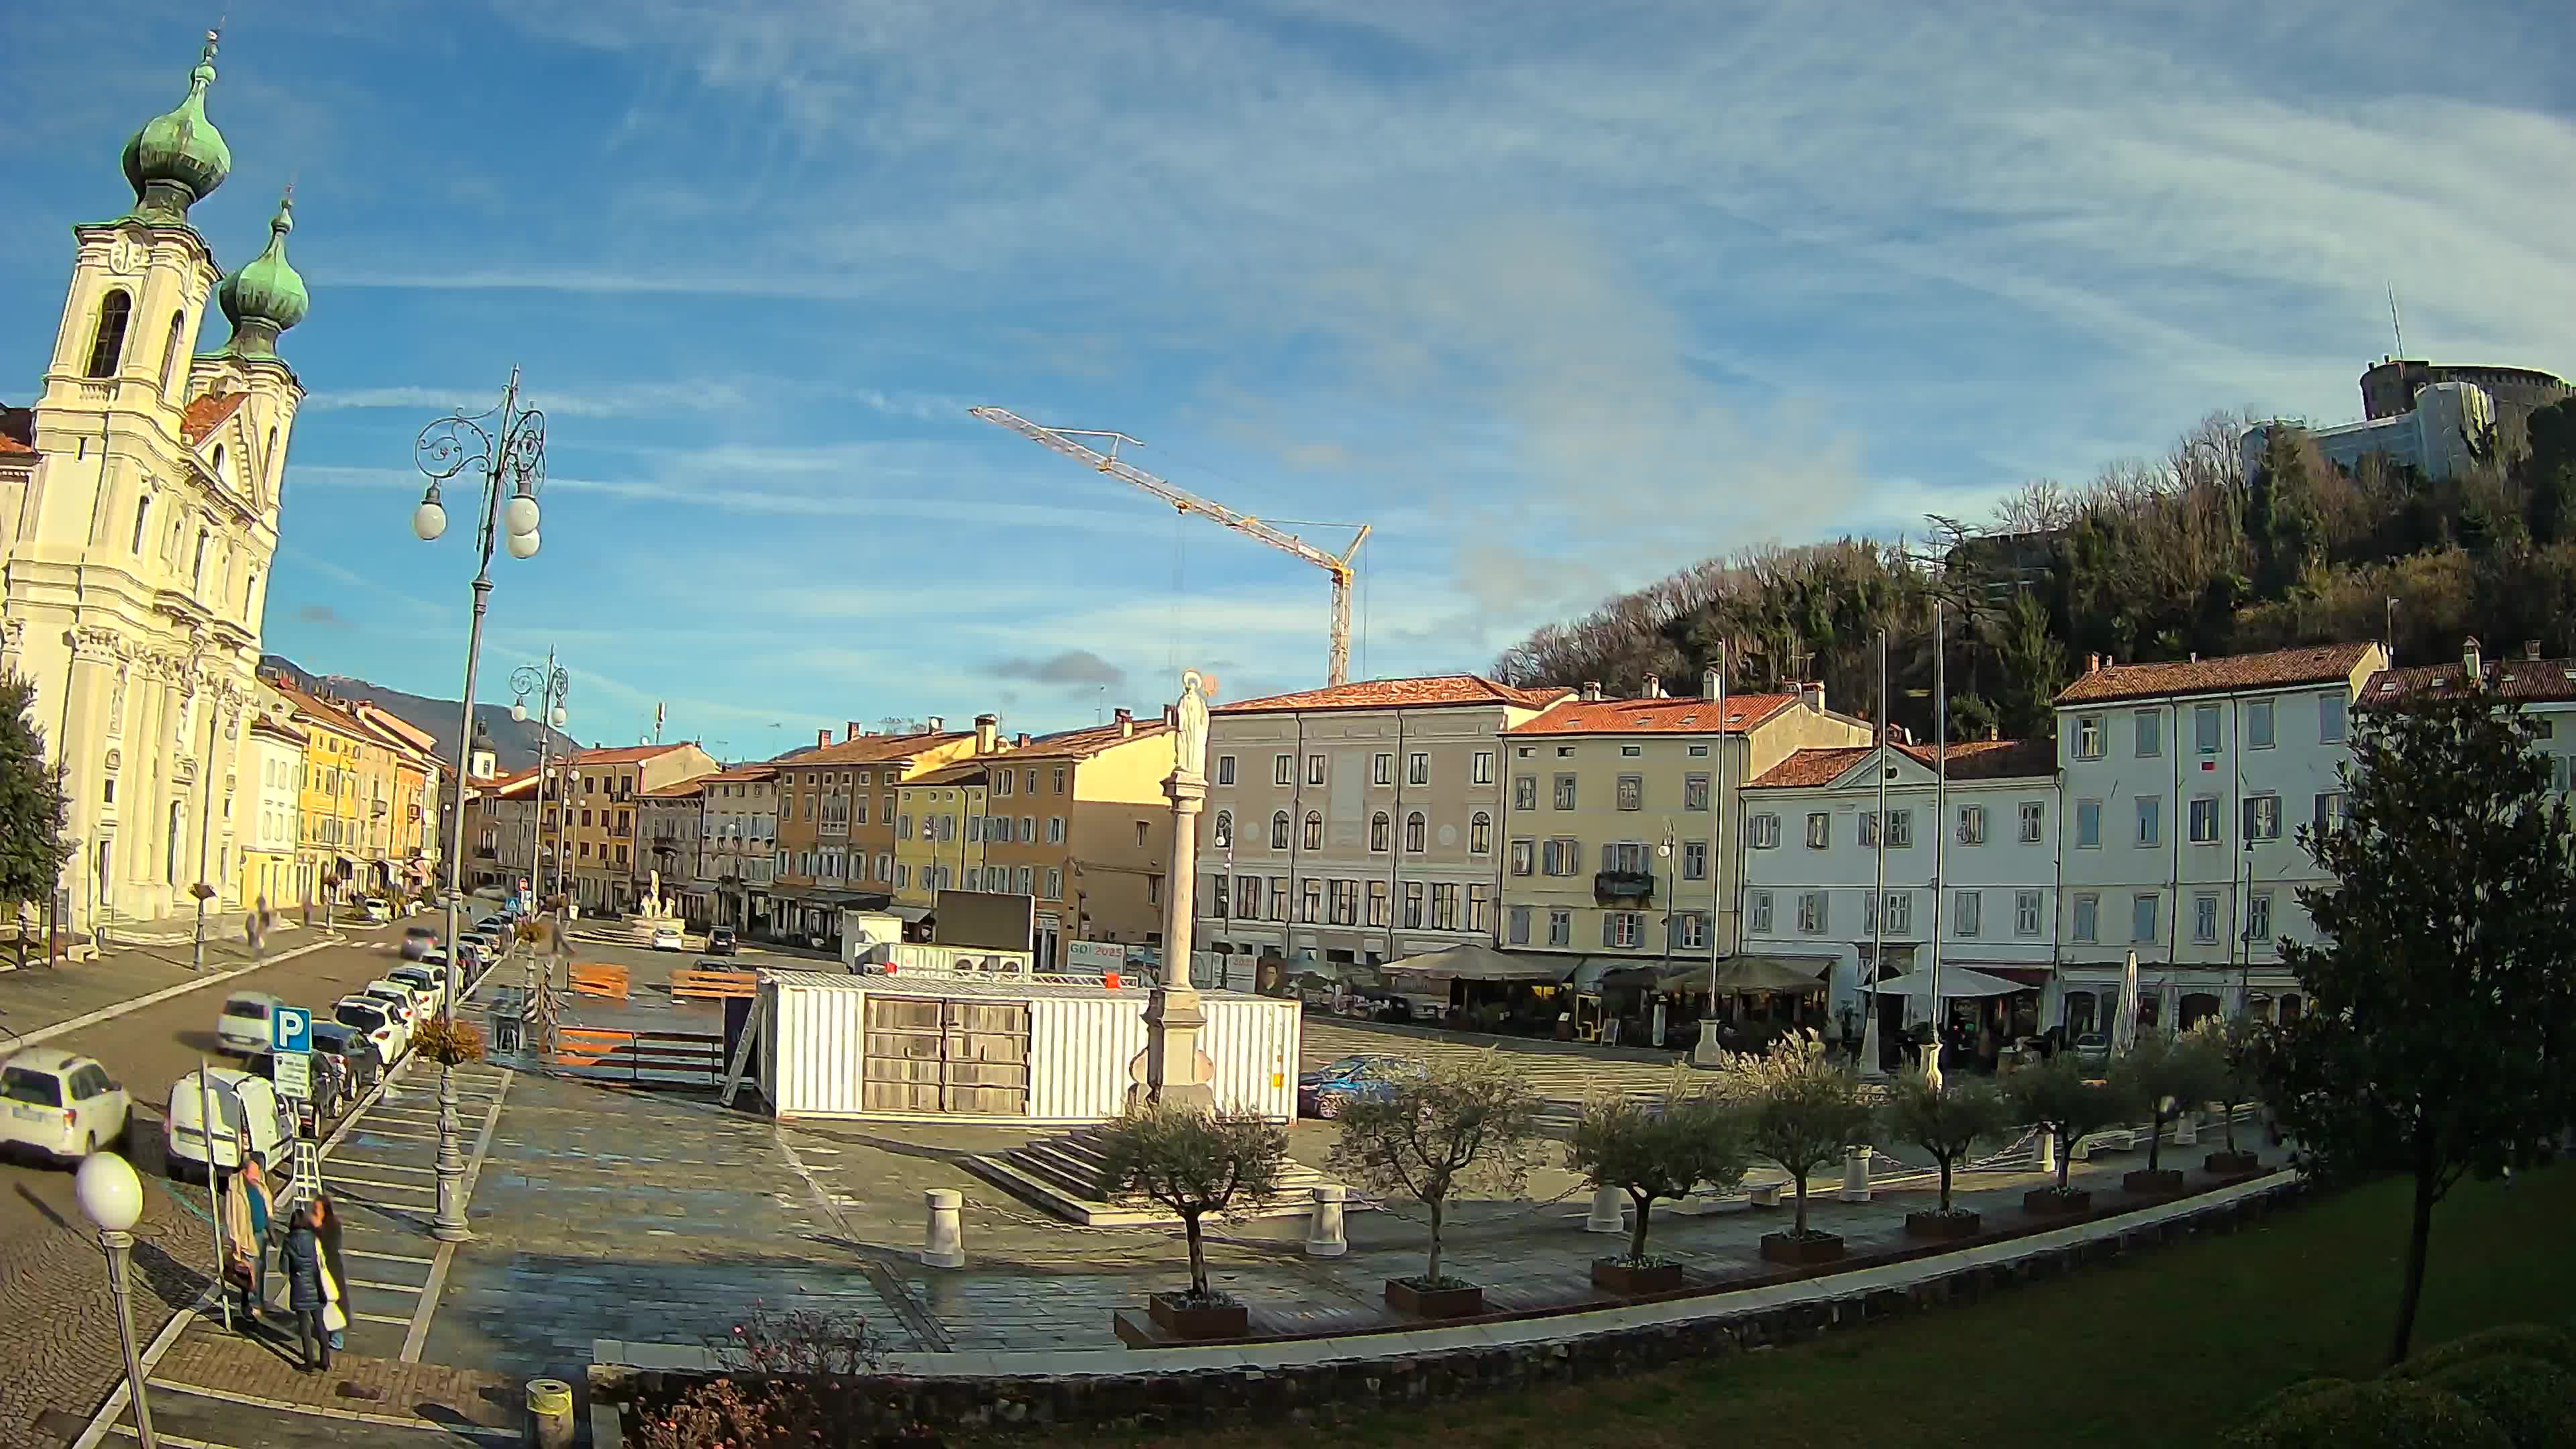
[549,704,567,729]
[411,498,447,542]
[505,529,540,560]
[503,492,541,537]
[511,698,528,723]
[75,1150,143,1232]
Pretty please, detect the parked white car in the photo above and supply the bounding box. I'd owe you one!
[333,996,406,1065]
[650,924,685,952]
[165,1067,289,1180]
[386,965,446,1016]
[216,990,288,1056]
[361,898,392,924]
[1,1049,131,1165]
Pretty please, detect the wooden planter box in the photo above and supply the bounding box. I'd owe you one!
[2123,1168,2186,1195]
[1384,1278,1485,1318]
[2023,1187,2092,1216]
[1904,1210,1982,1240]
[2204,1149,2261,1175]
[1759,1232,1845,1265]
[1146,1292,1248,1340]
[1591,1258,1686,1295]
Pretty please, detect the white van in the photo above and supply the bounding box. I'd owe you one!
[217,991,287,1056]
[164,1067,291,1181]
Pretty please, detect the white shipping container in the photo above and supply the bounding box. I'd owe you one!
[757,970,1297,1124]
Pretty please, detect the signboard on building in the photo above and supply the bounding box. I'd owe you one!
[1064,940,1128,975]
[932,889,1034,953]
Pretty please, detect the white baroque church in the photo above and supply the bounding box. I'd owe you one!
[0,32,309,929]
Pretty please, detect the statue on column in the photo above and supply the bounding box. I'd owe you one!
[1127,668,1218,1112]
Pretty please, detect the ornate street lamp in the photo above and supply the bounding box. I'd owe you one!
[511,653,572,899]
[76,1152,158,1449]
[413,368,546,1244]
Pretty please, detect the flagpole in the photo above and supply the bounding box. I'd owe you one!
[1861,629,1888,1080]
[1929,600,1947,1082]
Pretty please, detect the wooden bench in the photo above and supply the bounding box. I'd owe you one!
[669,967,757,1002]
[1746,1181,1786,1208]
[569,963,629,1001]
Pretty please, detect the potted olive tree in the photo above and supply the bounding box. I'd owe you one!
[1883,1073,2014,1239]
[2006,1054,2137,1216]
[1733,1032,1875,1265]
[1094,1102,1289,1339]
[1327,1055,1543,1318]
[1567,1082,1749,1294]
[2114,1028,2224,1195]
[2197,1016,2265,1176]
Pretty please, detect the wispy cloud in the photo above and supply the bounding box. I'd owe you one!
[983,649,1127,691]
[302,379,971,422]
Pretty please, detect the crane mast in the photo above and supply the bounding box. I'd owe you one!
[971,406,1371,686]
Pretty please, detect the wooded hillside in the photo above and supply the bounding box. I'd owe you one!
[1491,398,2576,745]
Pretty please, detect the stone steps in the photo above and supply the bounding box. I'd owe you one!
[970,1124,1342,1226]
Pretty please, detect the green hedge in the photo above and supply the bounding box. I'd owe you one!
[2394,1326,2576,1382]
[2223,1380,2509,1449]
[2416,1356,2576,1449]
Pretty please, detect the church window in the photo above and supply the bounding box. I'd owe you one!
[87,290,133,378]
[131,496,151,554]
[193,529,209,590]
[158,311,186,392]
[211,445,225,483]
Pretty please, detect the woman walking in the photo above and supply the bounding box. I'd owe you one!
[280,1201,337,1372]
[219,1149,274,1326]
[311,1193,353,1353]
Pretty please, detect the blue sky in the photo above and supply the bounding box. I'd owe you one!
[5,1,2572,757]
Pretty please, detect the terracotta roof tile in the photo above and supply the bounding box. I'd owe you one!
[1002,719,1175,761]
[180,392,246,445]
[1751,737,2055,788]
[702,763,779,783]
[776,731,971,768]
[1510,693,1799,736]
[911,758,996,786]
[640,780,707,799]
[2363,651,2576,706]
[2054,642,2377,706]
[0,435,34,458]
[1217,675,1570,714]
[568,743,701,765]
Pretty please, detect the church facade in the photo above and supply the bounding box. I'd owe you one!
[0,32,311,929]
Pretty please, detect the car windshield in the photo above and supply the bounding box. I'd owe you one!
[335,1003,386,1030]
[2,1067,64,1107]
[310,1024,352,1047]
[223,997,270,1020]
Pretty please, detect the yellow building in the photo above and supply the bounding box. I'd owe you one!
[350,700,439,894]
[895,768,991,910]
[235,684,306,913]
[978,710,1177,967]
[769,723,976,943]
[272,680,369,904]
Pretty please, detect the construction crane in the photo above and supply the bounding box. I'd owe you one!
[971,406,1372,686]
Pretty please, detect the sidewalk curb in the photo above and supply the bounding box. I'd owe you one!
[13,934,348,1050]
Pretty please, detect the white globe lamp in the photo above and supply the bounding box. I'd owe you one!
[411,498,447,542]
[502,492,541,537]
[75,1150,143,1232]
[505,529,540,560]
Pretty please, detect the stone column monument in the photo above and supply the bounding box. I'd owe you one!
[1128,669,1218,1113]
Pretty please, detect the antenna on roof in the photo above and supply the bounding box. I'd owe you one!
[2388,286,2404,358]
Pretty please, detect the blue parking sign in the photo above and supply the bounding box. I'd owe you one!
[272,1005,311,1054]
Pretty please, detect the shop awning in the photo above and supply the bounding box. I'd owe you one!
[1570,956,1656,991]
[885,904,932,923]
[1382,943,1577,983]
[1867,965,2025,998]
[1701,955,1834,995]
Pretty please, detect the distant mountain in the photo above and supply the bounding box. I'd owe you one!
[259,654,579,774]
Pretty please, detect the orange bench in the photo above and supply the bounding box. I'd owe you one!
[669,967,757,1002]
[569,963,629,1001]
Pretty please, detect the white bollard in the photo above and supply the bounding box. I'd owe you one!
[1305,1185,1349,1257]
[1584,1185,1627,1234]
[1838,1144,1872,1203]
[2035,1128,2057,1175]
[922,1188,965,1269]
[2175,1110,2199,1146]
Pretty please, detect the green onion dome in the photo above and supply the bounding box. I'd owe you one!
[216,193,309,359]
[121,33,231,223]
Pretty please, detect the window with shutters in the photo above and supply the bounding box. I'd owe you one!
[1469,812,1491,853]
[2015,890,2043,936]
[2072,892,2099,943]
[1275,754,1293,786]
[2243,794,2282,841]
[1682,840,1707,879]
[2247,890,2273,943]
[1957,804,1985,845]
[1547,909,1571,947]
[1513,775,1537,810]
[1553,774,1577,810]
[1302,812,1324,849]
[1675,912,1707,950]
[1748,890,1773,934]
[1301,879,1322,922]
[2313,792,2347,836]
[1507,904,1532,945]
[1602,911,1642,948]
[1796,891,1827,934]
[1432,883,1460,929]
[1373,753,1393,786]
[1370,812,1391,852]
[1404,812,1426,852]
[1617,775,1643,810]
[1602,841,1650,873]
[2189,796,2220,843]
[1684,774,1710,811]
[1953,890,1980,936]
[1366,880,1389,926]
[1750,813,1781,849]
[1805,812,1830,849]
[2074,715,2103,759]
[2019,800,2045,842]
[2193,892,2219,944]
[1403,881,1424,928]
[1886,809,1912,847]
[1509,839,1534,875]
[1408,752,1430,786]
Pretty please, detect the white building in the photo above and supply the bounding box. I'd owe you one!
[1739,736,2060,1051]
[699,762,780,929]
[2050,641,2386,1038]
[1197,676,1568,969]
[2363,637,2576,780]
[238,700,304,914]
[0,35,307,929]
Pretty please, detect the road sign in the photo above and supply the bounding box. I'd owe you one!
[272,1050,312,1101]
[272,1006,311,1055]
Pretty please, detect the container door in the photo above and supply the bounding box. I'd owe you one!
[941,1000,1030,1115]
[861,996,946,1113]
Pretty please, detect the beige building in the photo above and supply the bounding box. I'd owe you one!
[560,742,718,912]
[967,708,1178,967]
[771,724,975,945]
[1196,676,1570,968]
[1497,673,1874,972]
[1,37,309,930]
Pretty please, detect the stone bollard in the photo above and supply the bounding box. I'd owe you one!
[1584,1185,1627,1234]
[525,1378,575,1449]
[922,1188,965,1269]
[2175,1109,2199,1146]
[2035,1128,2057,1175]
[1305,1185,1349,1257]
[1838,1144,1872,1203]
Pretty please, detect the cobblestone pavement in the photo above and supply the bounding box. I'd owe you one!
[0,922,481,1449]
[1299,1017,1699,1128]
[86,1318,519,1448]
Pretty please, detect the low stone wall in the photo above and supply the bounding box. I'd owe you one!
[593,1174,2308,1441]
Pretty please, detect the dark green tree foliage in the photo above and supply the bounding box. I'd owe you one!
[1880,1075,2014,1214]
[2518,398,2576,547]
[2004,1055,2137,1195]
[0,674,72,910]
[1566,1085,1750,1267]
[2247,426,2328,599]
[2222,1379,2511,1449]
[2263,691,2576,1367]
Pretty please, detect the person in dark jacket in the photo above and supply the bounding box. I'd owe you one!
[311,1193,352,1352]
[281,1203,331,1372]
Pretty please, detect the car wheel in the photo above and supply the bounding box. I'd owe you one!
[1316,1095,1341,1120]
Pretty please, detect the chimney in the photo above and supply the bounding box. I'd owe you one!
[974,712,999,754]
[2526,640,2544,661]
[1015,732,1030,747]
[846,720,863,741]
[2086,653,2102,674]
[1580,681,1603,702]
[2463,636,2483,682]
[816,728,831,749]
[1161,704,1177,729]
[1643,674,1664,698]
[926,715,945,733]
[1801,682,1825,714]
[1113,706,1134,740]
[1702,667,1722,700]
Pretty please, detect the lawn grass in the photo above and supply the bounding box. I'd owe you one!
[1044,1164,2576,1449]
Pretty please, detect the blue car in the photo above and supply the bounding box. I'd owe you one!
[1297,1056,1425,1118]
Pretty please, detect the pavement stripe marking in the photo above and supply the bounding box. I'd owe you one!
[355,1311,414,1325]
[106,1428,235,1449]
[68,1287,217,1449]
[400,1067,513,1363]
[351,1278,424,1294]
[323,1156,435,1173]
[137,1380,518,1443]
[343,1248,435,1265]
[14,934,345,1048]
[325,1175,438,1195]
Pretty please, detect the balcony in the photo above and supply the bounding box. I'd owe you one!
[1593,869,1656,904]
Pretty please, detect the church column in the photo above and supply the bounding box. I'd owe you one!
[60,630,119,925]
